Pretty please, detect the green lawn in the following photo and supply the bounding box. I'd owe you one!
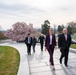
[0,46,20,75]
[70,44,76,49]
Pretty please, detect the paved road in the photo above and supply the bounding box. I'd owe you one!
[0,42,76,75]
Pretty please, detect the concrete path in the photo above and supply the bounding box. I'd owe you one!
[0,42,76,75]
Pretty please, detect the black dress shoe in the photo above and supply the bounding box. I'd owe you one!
[53,67,55,71]
[29,53,31,55]
[52,66,55,71]
[65,64,68,67]
[33,50,35,53]
[41,49,43,51]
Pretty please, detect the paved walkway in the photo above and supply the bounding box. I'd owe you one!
[0,42,76,75]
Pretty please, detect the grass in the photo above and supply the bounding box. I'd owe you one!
[70,44,76,49]
[0,46,20,75]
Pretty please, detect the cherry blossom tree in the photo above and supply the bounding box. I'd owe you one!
[4,22,41,41]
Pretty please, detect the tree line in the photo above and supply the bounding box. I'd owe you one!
[41,20,76,35]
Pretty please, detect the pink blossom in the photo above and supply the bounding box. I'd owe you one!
[4,22,41,41]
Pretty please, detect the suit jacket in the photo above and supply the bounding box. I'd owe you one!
[58,33,71,49]
[24,37,32,45]
[45,34,56,50]
[38,36,45,43]
[32,38,37,45]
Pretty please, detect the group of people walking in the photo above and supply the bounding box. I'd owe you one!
[24,27,71,71]
[24,34,45,55]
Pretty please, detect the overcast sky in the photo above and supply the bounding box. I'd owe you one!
[0,0,76,30]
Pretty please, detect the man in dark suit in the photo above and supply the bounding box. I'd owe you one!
[58,28,71,67]
[24,33,32,55]
[38,34,45,51]
[45,28,56,70]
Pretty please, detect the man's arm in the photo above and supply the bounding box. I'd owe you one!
[69,34,72,47]
[24,37,27,44]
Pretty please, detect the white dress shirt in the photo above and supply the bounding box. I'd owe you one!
[50,35,52,45]
[28,37,31,44]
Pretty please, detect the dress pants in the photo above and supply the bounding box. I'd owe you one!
[60,47,69,65]
[32,44,36,52]
[40,42,43,51]
[27,44,31,54]
[48,45,54,66]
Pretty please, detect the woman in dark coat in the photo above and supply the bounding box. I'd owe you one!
[45,28,56,70]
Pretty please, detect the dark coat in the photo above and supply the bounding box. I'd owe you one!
[38,36,45,43]
[32,38,37,45]
[24,37,32,45]
[58,33,71,49]
[45,34,56,50]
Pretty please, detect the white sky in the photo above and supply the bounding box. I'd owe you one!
[0,0,76,30]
